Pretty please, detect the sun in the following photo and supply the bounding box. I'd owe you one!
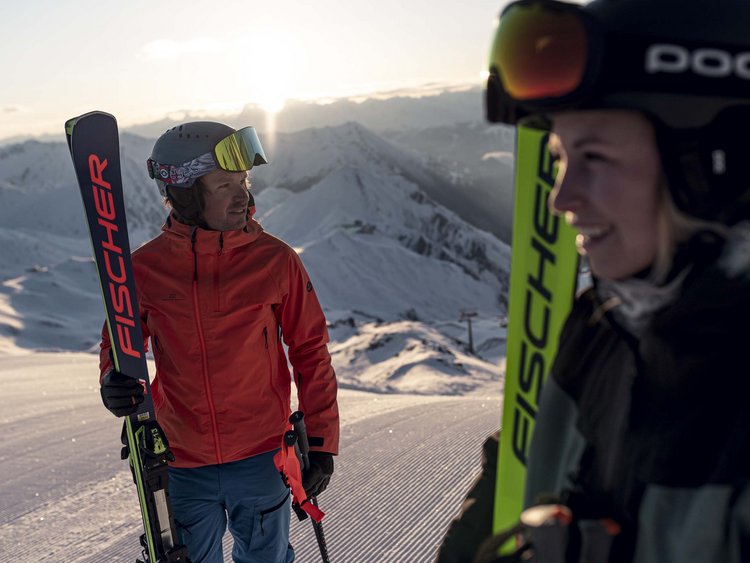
[253,81,289,116]
[250,50,291,115]
[139,30,295,119]
[237,30,298,116]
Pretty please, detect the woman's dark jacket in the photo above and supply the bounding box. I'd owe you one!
[526,230,750,562]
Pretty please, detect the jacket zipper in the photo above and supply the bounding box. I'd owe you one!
[214,233,223,312]
[192,229,223,464]
[214,257,222,312]
[264,327,288,418]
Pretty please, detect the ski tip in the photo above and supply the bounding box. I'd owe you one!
[65,110,118,132]
[64,118,77,138]
[65,111,120,154]
[64,119,76,154]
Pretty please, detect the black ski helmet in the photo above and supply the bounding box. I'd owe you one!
[486,0,750,223]
[147,121,267,223]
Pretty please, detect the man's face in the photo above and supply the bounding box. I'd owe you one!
[199,169,250,231]
[549,109,664,280]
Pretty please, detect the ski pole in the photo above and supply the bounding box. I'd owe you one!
[289,411,331,563]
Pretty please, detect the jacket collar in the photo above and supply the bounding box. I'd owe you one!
[161,206,264,254]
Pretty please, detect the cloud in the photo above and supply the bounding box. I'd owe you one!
[2,105,29,114]
[139,37,224,60]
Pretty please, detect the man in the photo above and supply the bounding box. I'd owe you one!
[98,121,339,563]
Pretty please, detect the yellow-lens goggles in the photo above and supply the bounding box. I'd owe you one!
[213,126,268,172]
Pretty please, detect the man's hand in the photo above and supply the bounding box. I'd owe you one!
[100,370,144,417]
[303,452,334,497]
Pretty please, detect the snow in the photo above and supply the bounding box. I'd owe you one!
[330,319,504,396]
[0,354,501,562]
[0,115,510,560]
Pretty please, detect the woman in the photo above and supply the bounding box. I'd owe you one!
[480,0,750,561]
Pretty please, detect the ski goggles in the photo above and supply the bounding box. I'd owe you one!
[486,0,750,127]
[486,0,603,124]
[147,126,268,187]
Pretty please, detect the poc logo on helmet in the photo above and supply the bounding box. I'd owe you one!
[646,44,750,79]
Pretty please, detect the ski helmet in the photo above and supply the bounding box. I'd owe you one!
[147,121,268,223]
[485,0,750,223]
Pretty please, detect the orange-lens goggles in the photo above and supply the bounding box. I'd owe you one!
[487,0,603,123]
[492,1,588,100]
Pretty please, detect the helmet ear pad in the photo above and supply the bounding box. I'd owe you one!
[653,106,750,224]
[166,181,205,226]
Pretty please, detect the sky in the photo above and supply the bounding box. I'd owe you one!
[0,0,507,142]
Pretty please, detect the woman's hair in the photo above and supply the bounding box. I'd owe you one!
[652,185,729,283]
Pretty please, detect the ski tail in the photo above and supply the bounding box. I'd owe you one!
[67,111,190,563]
[123,419,189,563]
[492,126,579,548]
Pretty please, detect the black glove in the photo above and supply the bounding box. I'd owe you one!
[303,451,334,498]
[100,369,144,417]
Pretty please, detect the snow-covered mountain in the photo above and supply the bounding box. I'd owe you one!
[255,142,509,320]
[0,121,509,394]
[252,121,516,247]
[0,133,163,253]
[388,121,517,243]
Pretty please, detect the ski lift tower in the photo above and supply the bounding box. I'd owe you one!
[460,309,478,353]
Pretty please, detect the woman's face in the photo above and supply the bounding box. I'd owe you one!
[549,110,664,280]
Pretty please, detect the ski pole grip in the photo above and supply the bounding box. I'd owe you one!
[289,411,310,470]
[284,430,298,447]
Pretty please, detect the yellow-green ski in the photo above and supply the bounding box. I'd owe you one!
[492,126,579,546]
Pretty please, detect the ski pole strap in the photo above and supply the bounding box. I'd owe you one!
[273,429,325,523]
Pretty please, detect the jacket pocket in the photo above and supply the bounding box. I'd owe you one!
[264,327,287,417]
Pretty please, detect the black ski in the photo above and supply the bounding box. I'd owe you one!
[65,111,190,563]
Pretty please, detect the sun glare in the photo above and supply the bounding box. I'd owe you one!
[140,30,295,120]
[237,30,297,116]
[255,89,288,116]
[248,53,290,116]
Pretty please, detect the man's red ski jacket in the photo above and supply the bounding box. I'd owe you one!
[100,210,339,468]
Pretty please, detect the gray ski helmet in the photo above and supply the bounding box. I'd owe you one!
[486,0,750,223]
[149,121,237,197]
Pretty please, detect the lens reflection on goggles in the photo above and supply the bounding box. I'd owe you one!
[494,4,586,100]
[214,127,268,172]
